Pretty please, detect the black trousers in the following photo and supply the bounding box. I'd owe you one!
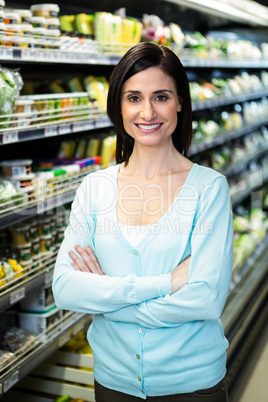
[94,377,229,402]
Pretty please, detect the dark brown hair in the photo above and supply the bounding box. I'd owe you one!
[107,42,192,165]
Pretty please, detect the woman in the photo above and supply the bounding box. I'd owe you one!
[53,42,233,401]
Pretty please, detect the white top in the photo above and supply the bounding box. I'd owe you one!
[119,223,152,247]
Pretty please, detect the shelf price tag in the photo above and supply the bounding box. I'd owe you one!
[2,131,19,144]
[73,121,86,132]
[3,371,19,392]
[83,120,95,131]
[59,123,71,135]
[95,118,111,129]
[45,126,58,137]
[21,48,36,60]
[37,201,45,214]
[10,287,25,305]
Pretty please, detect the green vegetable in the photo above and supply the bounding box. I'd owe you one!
[54,396,70,402]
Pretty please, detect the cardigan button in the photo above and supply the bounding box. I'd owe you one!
[133,250,139,256]
[138,376,142,382]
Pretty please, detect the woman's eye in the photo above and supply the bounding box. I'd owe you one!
[155,95,168,101]
[129,96,140,102]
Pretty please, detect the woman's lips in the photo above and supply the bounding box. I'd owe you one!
[135,123,163,133]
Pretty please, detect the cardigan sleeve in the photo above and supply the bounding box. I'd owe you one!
[52,174,172,315]
[103,176,233,327]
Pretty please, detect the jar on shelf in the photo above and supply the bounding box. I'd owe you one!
[37,216,51,237]
[0,1,5,10]
[8,174,35,193]
[13,99,34,127]
[31,97,48,123]
[14,9,32,24]
[0,159,33,178]
[51,230,56,250]
[29,219,38,240]
[29,16,46,28]
[56,226,65,246]
[39,234,52,255]
[15,243,32,265]
[19,23,33,48]
[4,24,21,47]
[4,11,20,25]
[31,237,41,260]
[31,26,46,48]
[10,224,30,246]
[0,9,4,23]
[44,17,60,30]
[30,4,60,19]
[45,28,60,49]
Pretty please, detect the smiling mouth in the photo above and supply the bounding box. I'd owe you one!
[136,123,162,130]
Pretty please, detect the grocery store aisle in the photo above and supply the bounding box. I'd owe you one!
[230,323,268,402]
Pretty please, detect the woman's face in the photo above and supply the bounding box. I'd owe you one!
[121,66,182,147]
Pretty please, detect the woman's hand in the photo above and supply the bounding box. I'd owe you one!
[68,244,104,275]
[171,256,190,294]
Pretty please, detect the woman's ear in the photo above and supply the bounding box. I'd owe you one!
[177,97,183,112]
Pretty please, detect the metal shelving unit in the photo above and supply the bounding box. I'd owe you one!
[189,118,268,156]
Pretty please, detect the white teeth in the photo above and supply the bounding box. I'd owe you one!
[137,124,161,130]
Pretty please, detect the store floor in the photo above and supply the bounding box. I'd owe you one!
[230,323,268,402]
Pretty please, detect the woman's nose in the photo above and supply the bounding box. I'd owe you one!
[140,100,156,121]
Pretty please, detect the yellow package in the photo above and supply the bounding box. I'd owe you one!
[7,258,23,279]
[122,18,142,44]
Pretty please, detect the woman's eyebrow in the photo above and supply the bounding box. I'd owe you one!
[123,89,174,95]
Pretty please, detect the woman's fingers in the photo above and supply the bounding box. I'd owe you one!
[68,245,104,275]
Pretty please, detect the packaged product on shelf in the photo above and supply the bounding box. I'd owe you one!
[29,15,46,28]
[0,260,14,283]
[75,13,94,36]
[31,26,46,48]
[0,326,36,353]
[45,28,60,49]
[7,257,23,278]
[10,8,32,24]
[30,4,60,19]
[122,17,142,45]
[0,179,24,210]
[10,223,30,246]
[31,237,41,260]
[37,215,51,236]
[94,12,123,45]
[0,9,4,24]
[83,75,109,112]
[100,135,117,167]
[40,234,52,255]
[142,14,171,46]
[56,226,65,246]
[86,137,101,157]
[18,305,63,334]
[44,17,60,30]
[0,1,5,10]
[20,284,55,312]
[0,158,32,177]
[0,65,23,128]
[3,11,20,25]
[29,218,38,240]
[15,242,32,266]
[31,96,48,122]
[8,174,35,200]
[0,349,15,367]
[59,15,74,33]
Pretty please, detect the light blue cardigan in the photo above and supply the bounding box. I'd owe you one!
[52,163,233,398]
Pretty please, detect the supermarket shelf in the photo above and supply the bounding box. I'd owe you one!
[0,117,113,146]
[0,312,92,397]
[0,190,76,229]
[1,46,268,69]
[189,118,268,155]
[231,168,268,207]
[192,90,268,112]
[165,0,268,27]
[222,236,268,388]
[0,254,56,314]
[221,146,268,178]
[0,46,121,66]
[182,59,268,69]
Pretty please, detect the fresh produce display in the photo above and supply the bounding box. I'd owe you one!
[192,128,268,172]
[190,71,268,103]
[0,66,23,128]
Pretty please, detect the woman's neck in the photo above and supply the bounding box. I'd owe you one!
[122,143,185,180]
